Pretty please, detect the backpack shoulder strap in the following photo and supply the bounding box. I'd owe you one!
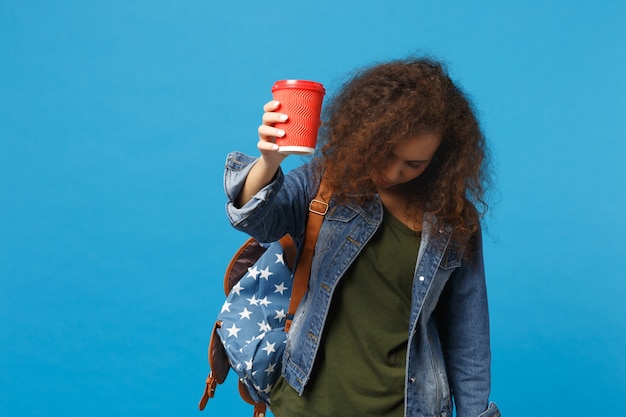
[285,178,331,331]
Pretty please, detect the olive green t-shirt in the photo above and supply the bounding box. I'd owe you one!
[270,210,420,417]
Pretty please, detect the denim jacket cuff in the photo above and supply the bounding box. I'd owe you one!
[224,151,284,227]
[477,402,501,417]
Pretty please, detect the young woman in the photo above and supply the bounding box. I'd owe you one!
[224,57,500,417]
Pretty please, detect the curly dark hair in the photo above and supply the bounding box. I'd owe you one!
[316,56,492,240]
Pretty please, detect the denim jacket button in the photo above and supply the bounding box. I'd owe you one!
[409,377,416,384]
[418,276,425,281]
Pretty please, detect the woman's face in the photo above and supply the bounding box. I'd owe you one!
[372,132,442,189]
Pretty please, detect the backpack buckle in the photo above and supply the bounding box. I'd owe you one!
[309,199,328,216]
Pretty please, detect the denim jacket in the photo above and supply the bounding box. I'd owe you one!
[224,152,500,417]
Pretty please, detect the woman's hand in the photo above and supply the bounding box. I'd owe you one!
[257,100,289,167]
[235,101,290,207]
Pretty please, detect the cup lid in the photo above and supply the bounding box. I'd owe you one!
[272,79,325,93]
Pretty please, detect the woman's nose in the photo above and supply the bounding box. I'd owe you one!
[383,161,402,182]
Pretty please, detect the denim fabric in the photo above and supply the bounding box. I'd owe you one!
[224,152,500,417]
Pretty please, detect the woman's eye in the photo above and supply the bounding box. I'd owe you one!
[407,162,423,169]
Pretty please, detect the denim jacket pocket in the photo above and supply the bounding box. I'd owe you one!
[324,203,360,223]
[423,244,464,308]
[315,204,360,254]
[438,244,463,270]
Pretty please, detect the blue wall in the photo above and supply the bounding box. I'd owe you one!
[1,1,625,415]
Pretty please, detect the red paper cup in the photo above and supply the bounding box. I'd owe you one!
[271,80,325,155]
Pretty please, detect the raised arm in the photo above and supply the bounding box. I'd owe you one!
[236,100,290,207]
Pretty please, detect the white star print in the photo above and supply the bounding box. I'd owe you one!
[247,295,259,306]
[238,307,252,320]
[258,320,272,333]
[245,359,253,371]
[226,323,241,338]
[274,309,286,322]
[274,282,288,295]
[275,252,285,265]
[231,281,244,296]
[221,301,231,313]
[264,362,276,375]
[259,266,273,281]
[247,265,260,279]
[259,296,272,307]
[261,341,276,356]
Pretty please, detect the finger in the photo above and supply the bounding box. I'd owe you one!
[263,100,281,112]
[262,111,289,125]
[258,124,285,140]
[257,140,280,152]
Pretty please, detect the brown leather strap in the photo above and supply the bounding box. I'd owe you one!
[198,372,217,410]
[253,403,267,417]
[285,178,330,331]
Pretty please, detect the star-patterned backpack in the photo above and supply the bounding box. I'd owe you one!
[199,181,330,417]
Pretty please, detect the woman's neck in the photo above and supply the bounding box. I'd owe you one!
[377,187,423,232]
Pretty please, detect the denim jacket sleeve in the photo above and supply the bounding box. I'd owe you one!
[437,226,500,417]
[223,151,316,244]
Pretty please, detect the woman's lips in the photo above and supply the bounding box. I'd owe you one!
[376,179,394,188]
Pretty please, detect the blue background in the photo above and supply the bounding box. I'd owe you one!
[2,1,625,416]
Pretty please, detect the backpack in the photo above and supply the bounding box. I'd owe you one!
[199,181,330,417]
